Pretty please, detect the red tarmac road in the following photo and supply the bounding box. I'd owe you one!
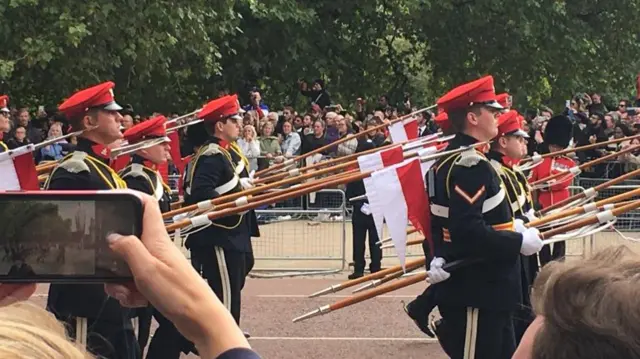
[31,276,448,358]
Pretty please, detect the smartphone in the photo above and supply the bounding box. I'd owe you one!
[0,190,143,283]
[38,105,45,113]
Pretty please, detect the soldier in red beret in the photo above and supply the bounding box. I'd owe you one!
[405,76,543,359]
[485,110,541,344]
[496,93,512,110]
[43,82,140,359]
[116,115,176,353]
[159,94,258,358]
[0,95,10,152]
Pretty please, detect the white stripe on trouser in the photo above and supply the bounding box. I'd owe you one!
[76,317,88,348]
[214,247,231,311]
[463,308,479,359]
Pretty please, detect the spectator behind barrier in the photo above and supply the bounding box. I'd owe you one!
[0,194,260,359]
[514,245,640,359]
[280,121,301,159]
[238,125,261,172]
[258,121,281,170]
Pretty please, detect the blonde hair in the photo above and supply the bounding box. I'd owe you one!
[0,303,92,358]
[243,125,257,139]
[48,122,62,138]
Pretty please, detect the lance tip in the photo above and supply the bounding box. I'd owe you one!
[292,305,331,323]
[308,284,340,298]
[352,279,381,294]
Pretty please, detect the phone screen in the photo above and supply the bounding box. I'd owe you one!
[0,192,143,282]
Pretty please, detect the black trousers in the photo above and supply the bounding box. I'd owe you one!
[190,247,252,324]
[513,255,535,344]
[437,305,515,359]
[538,241,565,266]
[59,315,140,359]
[352,202,382,273]
[134,305,153,352]
[146,309,195,359]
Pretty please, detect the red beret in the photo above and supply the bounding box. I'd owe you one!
[434,110,450,131]
[495,110,529,139]
[0,95,9,112]
[437,76,503,113]
[123,115,169,144]
[198,94,242,123]
[59,81,123,120]
[496,93,511,109]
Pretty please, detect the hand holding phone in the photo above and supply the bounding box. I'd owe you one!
[0,191,143,283]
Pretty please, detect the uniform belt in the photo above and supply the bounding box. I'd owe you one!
[430,188,506,219]
[235,161,245,175]
[215,175,239,195]
[442,221,514,242]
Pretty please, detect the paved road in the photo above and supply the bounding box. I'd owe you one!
[31,276,448,359]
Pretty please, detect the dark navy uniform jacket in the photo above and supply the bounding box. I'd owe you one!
[429,133,523,311]
[44,137,131,321]
[184,137,259,252]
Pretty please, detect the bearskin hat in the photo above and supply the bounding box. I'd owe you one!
[544,115,573,148]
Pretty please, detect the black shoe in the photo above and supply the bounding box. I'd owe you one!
[243,331,251,339]
[348,272,364,280]
[402,300,435,338]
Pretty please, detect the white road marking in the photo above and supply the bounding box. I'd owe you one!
[249,336,438,342]
[254,294,415,298]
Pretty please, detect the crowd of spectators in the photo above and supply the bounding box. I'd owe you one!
[4,79,640,182]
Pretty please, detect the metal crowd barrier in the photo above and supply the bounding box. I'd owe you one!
[249,189,347,278]
[565,179,640,260]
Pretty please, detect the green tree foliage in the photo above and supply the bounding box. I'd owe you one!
[1,0,639,113]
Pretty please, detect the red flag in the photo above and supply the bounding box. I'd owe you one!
[397,159,433,259]
[389,118,419,143]
[0,145,39,190]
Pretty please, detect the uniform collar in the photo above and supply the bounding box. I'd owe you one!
[77,137,111,164]
[448,132,488,153]
[209,136,230,150]
[132,154,157,169]
[487,150,520,168]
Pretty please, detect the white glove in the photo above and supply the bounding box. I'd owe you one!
[520,227,543,256]
[239,177,254,190]
[524,208,538,222]
[426,257,451,284]
[360,203,372,215]
[514,218,527,234]
[248,170,255,180]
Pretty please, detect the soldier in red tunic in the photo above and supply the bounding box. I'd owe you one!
[528,115,574,265]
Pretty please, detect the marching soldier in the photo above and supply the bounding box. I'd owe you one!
[0,95,11,152]
[528,115,574,266]
[485,110,538,343]
[425,76,543,358]
[44,82,140,359]
[345,117,384,280]
[183,94,259,325]
[117,115,173,354]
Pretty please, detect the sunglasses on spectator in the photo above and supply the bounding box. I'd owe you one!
[620,104,627,108]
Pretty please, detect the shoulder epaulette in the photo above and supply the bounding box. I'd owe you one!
[454,148,485,168]
[489,159,505,176]
[59,151,90,173]
[200,143,223,156]
[121,163,147,179]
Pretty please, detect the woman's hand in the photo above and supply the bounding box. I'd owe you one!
[0,283,36,307]
[104,194,249,357]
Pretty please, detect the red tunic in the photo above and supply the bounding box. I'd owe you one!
[528,155,575,209]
